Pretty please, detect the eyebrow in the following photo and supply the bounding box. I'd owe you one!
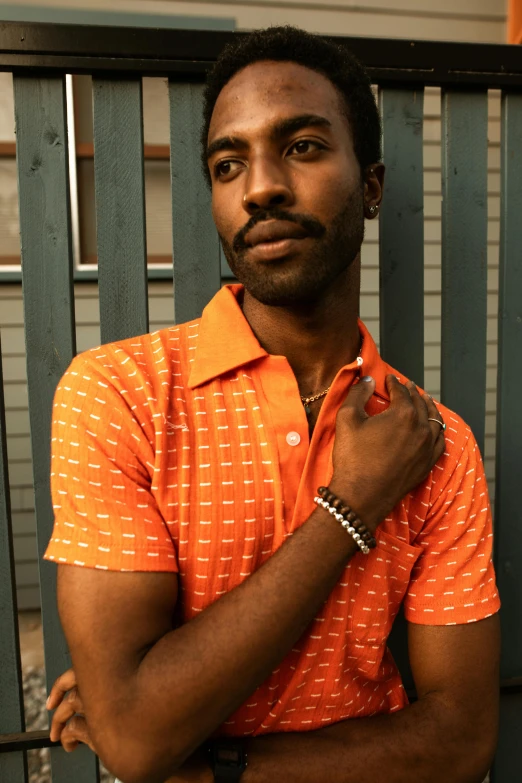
[206,113,332,160]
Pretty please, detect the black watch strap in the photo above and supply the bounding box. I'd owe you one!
[209,739,248,782]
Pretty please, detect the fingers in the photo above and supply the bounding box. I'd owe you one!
[388,377,446,470]
[340,375,376,421]
[424,392,441,421]
[406,381,428,421]
[435,429,446,460]
[49,686,84,743]
[385,374,413,407]
[46,668,77,711]
[388,376,445,443]
[424,393,446,445]
[60,715,95,753]
[47,668,84,748]
[50,688,95,754]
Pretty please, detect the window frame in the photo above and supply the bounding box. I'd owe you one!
[0,7,235,283]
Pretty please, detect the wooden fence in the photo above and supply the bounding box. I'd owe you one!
[0,21,521,782]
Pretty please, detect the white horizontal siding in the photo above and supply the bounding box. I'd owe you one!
[0,159,21,257]
[19,0,506,41]
[19,0,506,16]
[148,0,506,41]
[0,71,15,141]
[266,0,504,16]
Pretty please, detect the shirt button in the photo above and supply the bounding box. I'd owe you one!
[286,431,301,447]
[357,356,363,366]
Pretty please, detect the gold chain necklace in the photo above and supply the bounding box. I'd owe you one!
[300,338,363,417]
[300,387,330,417]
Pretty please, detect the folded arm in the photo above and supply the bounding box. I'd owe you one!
[51,613,499,783]
[241,615,500,783]
[57,507,360,783]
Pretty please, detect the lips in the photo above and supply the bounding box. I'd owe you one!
[245,220,309,247]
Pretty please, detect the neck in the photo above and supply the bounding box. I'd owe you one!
[241,257,361,396]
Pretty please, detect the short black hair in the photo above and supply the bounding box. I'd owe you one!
[201,25,382,186]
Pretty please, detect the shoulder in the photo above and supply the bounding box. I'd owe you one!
[379,363,485,524]
[382,362,477,473]
[429,400,475,477]
[60,320,201,391]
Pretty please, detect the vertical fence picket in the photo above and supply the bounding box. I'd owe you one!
[92,78,149,343]
[0,338,27,782]
[14,74,99,783]
[441,90,488,453]
[491,92,522,783]
[169,82,221,323]
[378,87,425,387]
[378,88,425,695]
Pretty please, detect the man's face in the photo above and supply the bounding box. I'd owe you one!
[207,60,366,307]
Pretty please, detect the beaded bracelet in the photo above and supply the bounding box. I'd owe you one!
[314,486,377,555]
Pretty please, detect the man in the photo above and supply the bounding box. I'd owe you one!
[45,26,500,783]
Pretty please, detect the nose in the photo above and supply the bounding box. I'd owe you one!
[242,156,295,214]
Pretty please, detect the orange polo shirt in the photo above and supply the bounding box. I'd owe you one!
[45,284,500,736]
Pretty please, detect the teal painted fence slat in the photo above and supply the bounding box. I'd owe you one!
[377,88,425,699]
[169,82,221,323]
[378,87,425,388]
[441,90,488,453]
[0,338,27,782]
[92,78,149,344]
[494,92,522,684]
[14,74,99,783]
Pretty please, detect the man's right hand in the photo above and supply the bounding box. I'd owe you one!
[47,668,95,753]
[47,668,213,782]
[331,373,445,533]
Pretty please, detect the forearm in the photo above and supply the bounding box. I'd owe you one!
[243,695,491,783]
[95,507,360,782]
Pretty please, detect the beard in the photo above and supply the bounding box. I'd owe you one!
[219,186,365,307]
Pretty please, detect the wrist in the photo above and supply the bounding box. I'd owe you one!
[327,478,382,534]
[209,738,248,782]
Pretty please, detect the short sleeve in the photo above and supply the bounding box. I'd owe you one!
[44,352,178,572]
[404,430,500,625]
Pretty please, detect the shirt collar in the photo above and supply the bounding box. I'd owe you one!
[188,283,392,401]
[187,285,267,389]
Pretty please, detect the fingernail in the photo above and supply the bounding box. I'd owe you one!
[46,696,51,709]
[361,376,373,383]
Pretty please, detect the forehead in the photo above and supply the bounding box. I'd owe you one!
[208,60,349,143]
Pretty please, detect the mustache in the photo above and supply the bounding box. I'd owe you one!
[232,209,326,253]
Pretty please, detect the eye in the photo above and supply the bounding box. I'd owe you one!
[214,159,242,178]
[288,139,324,156]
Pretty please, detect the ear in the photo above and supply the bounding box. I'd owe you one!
[363,163,385,219]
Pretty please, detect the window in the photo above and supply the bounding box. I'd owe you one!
[0,72,20,269]
[73,75,173,270]
[0,9,235,279]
